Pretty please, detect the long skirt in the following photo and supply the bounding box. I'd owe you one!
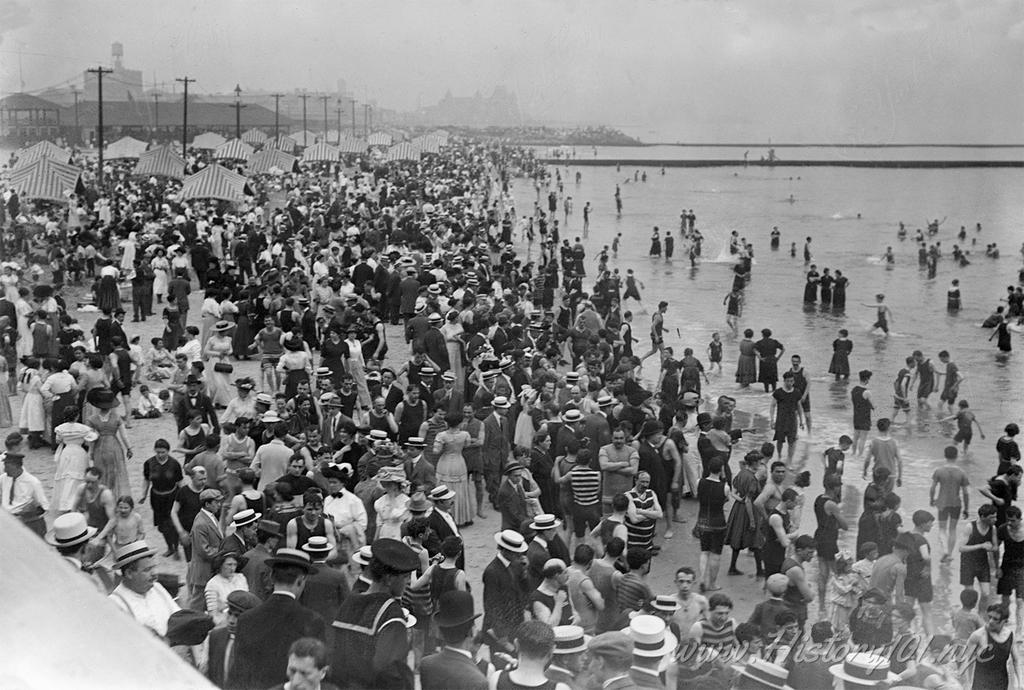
[51,390,78,431]
[92,433,130,498]
[232,314,252,359]
[0,385,12,427]
[436,452,475,526]
[205,364,235,407]
[724,500,762,550]
[19,391,45,432]
[97,276,120,313]
[283,368,309,400]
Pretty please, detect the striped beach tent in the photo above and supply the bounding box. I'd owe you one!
[13,140,72,169]
[180,164,253,203]
[385,141,421,162]
[303,142,340,163]
[326,130,342,145]
[367,132,392,147]
[292,130,319,147]
[431,129,450,146]
[241,128,268,146]
[411,135,441,154]
[104,136,149,160]
[268,134,298,153]
[247,148,299,175]
[337,138,368,154]
[214,138,254,161]
[191,132,227,150]
[132,145,187,180]
[7,157,84,202]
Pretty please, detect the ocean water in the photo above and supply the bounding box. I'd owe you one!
[511,161,1024,622]
[539,144,1024,163]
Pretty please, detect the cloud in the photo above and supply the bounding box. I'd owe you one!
[0,0,30,46]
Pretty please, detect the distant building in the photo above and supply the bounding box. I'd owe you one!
[83,43,144,102]
[0,93,62,142]
[416,87,521,127]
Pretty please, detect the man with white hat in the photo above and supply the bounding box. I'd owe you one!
[482,395,513,507]
[626,614,677,689]
[47,512,107,593]
[422,313,450,373]
[482,529,533,644]
[218,507,261,558]
[547,624,590,688]
[299,536,350,647]
[109,540,181,637]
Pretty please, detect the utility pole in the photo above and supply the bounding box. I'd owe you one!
[271,93,284,143]
[233,84,246,139]
[176,76,194,172]
[87,66,112,183]
[363,104,369,138]
[336,100,342,144]
[351,99,356,137]
[299,91,310,146]
[153,91,160,138]
[319,95,329,141]
[70,86,80,146]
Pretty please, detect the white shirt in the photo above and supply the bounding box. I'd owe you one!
[110,582,181,636]
[324,489,368,548]
[1,469,49,515]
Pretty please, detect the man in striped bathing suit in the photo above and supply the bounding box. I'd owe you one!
[569,448,602,548]
[625,472,663,553]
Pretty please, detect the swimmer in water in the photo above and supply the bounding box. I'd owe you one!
[883,247,895,264]
[788,194,795,203]
[863,294,893,336]
[790,242,797,258]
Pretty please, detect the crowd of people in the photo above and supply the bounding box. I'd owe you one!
[1,134,1021,690]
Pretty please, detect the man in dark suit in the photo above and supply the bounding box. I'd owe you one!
[207,590,261,688]
[297,537,350,648]
[217,508,260,559]
[482,397,513,507]
[525,514,562,589]
[425,485,464,569]
[227,548,325,689]
[242,520,282,601]
[173,375,221,433]
[299,298,319,351]
[420,590,487,690]
[402,438,436,494]
[497,464,530,532]
[482,529,532,644]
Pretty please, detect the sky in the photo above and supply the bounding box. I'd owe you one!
[0,0,1021,143]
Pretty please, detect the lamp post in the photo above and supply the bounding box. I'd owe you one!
[233,84,243,139]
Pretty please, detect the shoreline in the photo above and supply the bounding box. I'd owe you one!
[538,158,1024,168]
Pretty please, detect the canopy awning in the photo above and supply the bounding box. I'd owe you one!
[247,148,300,175]
[337,138,368,154]
[431,129,450,146]
[13,140,73,169]
[367,132,392,147]
[214,138,254,161]
[180,164,253,203]
[241,128,268,146]
[104,136,150,160]
[268,134,297,153]
[292,130,319,147]
[132,145,187,180]
[7,157,85,202]
[385,141,422,162]
[411,135,442,154]
[191,132,227,150]
[0,512,215,688]
[303,142,340,163]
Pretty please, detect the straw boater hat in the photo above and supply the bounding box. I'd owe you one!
[350,545,373,567]
[212,320,233,333]
[54,422,99,444]
[429,484,456,502]
[650,594,680,613]
[230,509,261,529]
[266,547,318,574]
[494,529,529,553]
[624,614,677,659]
[552,625,589,656]
[733,658,791,690]
[492,395,511,409]
[301,536,333,558]
[46,512,97,548]
[561,409,584,424]
[112,541,157,570]
[529,514,563,532]
[829,653,899,688]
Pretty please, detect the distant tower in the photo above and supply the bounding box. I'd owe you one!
[112,42,124,68]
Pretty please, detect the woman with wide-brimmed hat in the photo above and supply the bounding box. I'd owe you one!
[203,321,236,407]
[85,387,132,498]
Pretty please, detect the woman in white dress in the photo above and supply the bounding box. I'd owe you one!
[1,265,19,302]
[441,311,466,395]
[432,412,477,526]
[150,249,170,303]
[51,422,98,514]
[18,357,47,448]
[204,553,248,627]
[203,321,235,407]
[119,232,138,272]
[14,287,33,358]
[199,290,222,348]
[372,467,410,541]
